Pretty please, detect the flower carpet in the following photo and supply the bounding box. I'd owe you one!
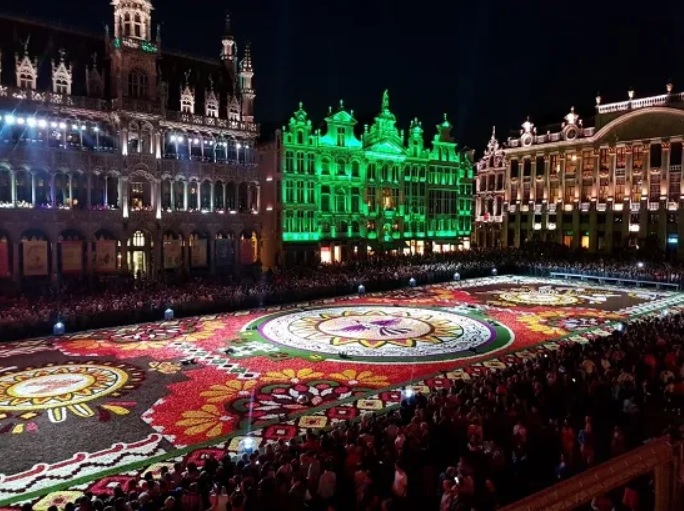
[1,276,683,507]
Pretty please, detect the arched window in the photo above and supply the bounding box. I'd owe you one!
[19,72,33,89]
[55,77,68,94]
[336,158,346,176]
[296,131,304,145]
[128,70,148,98]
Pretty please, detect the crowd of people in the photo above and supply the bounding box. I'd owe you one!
[3,244,684,340]
[0,250,514,340]
[17,306,683,511]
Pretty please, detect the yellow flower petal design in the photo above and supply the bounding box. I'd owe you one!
[100,404,131,416]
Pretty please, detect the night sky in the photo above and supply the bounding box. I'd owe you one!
[4,0,684,153]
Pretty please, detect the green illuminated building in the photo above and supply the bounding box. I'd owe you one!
[280,90,473,264]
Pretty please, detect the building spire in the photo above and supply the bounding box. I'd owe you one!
[381,89,390,112]
[240,42,253,73]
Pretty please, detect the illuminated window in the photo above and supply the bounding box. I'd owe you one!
[296,153,304,173]
[351,161,360,177]
[366,186,376,208]
[550,154,559,175]
[633,146,644,171]
[564,183,575,202]
[616,147,626,169]
[584,150,596,172]
[382,188,394,209]
[306,154,315,174]
[566,154,577,174]
[132,231,145,247]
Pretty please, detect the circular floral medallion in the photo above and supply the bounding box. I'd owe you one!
[498,289,579,306]
[483,285,623,307]
[0,362,143,423]
[253,306,512,362]
[103,320,199,344]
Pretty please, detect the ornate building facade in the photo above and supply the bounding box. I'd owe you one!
[279,91,473,265]
[475,83,684,258]
[0,1,262,284]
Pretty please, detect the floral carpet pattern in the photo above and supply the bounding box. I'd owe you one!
[1,276,683,506]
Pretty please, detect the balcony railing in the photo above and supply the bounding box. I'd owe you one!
[0,85,110,112]
[597,92,684,114]
[164,111,258,133]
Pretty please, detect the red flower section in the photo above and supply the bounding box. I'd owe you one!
[263,424,299,441]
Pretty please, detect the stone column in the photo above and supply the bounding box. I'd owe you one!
[121,177,129,218]
[155,130,161,158]
[210,182,215,212]
[10,171,16,205]
[68,174,73,207]
[86,174,92,209]
[170,180,175,211]
[31,173,36,205]
[155,179,162,219]
[197,182,202,211]
[183,181,188,210]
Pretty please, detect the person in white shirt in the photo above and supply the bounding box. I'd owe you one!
[392,461,408,499]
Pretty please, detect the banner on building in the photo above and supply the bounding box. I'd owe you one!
[22,240,48,276]
[0,241,8,277]
[163,239,182,269]
[240,239,255,264]
[215,238,233,267]
[61,241,83,274]
[94,240,117,273]
[191,238,208,267]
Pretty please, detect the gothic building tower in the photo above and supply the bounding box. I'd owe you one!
[109,0,158,100]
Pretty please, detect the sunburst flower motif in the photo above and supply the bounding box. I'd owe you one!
[289,309,463,349]
[261,368,324,384]
[201,379,258,403]
[176,404,233,438]
[328,369,390,387]
[0,362,143,423]
[148,361,182,374]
